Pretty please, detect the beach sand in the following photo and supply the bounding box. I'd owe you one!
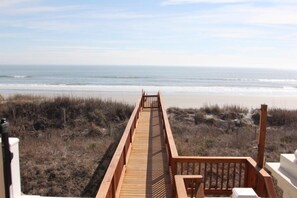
[2,90,297,110]
[162,94,297,110]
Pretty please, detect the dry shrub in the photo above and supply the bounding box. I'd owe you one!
[20,133,114,196]
[268,108,297,126]
[201,105,221,115]
[0,95,133,197]
[168,106,297,163]
[223,105,249,114]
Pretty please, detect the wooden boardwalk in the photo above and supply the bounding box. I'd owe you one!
[119,108,172,197]
[96,94,277,198]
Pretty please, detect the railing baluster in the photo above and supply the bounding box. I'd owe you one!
[204,163,208,189]
[112,177,116,198]
[196,162,198,175]
[239,163,243,187]
[123,145,126,165]
[233,163,236,188]
[129,128,132,143]
[215,163,219,189]
[181,162,184,174]
[209,163,213,189]
[226,162,230,189]
[221,163,225,190]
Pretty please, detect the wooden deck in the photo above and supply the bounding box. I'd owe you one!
[119,108,172,197]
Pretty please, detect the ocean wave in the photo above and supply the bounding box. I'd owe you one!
[283,86,297,90]
[181,77,237,81]
[14,75,30,78]
[0,75,31,79]
[259,79,297,83]
[0,84,296,96]
[89,75,152,79]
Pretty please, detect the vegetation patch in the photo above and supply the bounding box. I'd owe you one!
[0,95,133,197]
[168,105,297,162]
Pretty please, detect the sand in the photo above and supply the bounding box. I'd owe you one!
[1,89,297,110]
[162,94,297,110]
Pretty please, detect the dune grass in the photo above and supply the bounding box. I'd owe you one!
[168,105,297,162]
[0,94,133,197]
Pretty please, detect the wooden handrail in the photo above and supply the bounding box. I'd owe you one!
[96,94,143,198]
[263,172,278,198]
[245,158,277,197]
[175,175,189,198]
[158,93,277,197]
[158,93,179,159]
[175,175,204,198]
[175,156,250,162]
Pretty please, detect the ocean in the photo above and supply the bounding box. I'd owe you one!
[0,65,297,96]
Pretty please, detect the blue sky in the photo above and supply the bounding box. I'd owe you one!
[0,0,296,69]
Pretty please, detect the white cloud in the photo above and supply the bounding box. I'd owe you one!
[32,45,116,52]
[6,19,81,31]
[0,1,157,20]
[158,4,297,45]
[173,4,297,25]
[0,0,37,8]
[162,0,251,5]
[1,5,81,15]
[162,0,297,5]
[210,29,263,39]
[86,11,160,20]
[0,32,26,38]
[248,7,297,25]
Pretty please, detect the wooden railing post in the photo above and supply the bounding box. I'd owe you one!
[257,104,267,169]
[175,175,204,198]
[245,158,256,188]
[172,158,177,197]
[141,91,145,108]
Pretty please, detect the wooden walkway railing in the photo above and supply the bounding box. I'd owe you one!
[96,93,277,198]
[158,94,277,198]
[96,93,144,198]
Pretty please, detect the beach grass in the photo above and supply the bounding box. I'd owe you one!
[168,105,297,162]
[0,94,133,197]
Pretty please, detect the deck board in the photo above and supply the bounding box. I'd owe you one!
[119,108,172,197]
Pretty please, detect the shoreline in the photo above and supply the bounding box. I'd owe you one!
[2,90,297,110]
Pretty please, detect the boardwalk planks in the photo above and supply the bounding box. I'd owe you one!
[119,108,172,197]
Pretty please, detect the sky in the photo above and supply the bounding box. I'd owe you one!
[0,0,296,69]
